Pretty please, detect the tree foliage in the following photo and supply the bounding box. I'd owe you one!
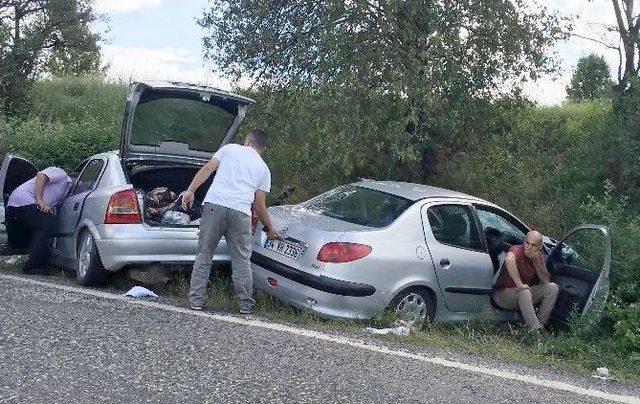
[566,54,612,101]
[200,0,567,100]
[0,0,101,114]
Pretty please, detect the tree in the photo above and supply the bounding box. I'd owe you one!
[200,0,567,100]
[566,54,613,101]
[200,1,567,178]
[0,0,101,114]
[610,0,639,93]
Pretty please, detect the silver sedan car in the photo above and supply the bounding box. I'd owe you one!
[251,181,611,326]
[0,81,254,286]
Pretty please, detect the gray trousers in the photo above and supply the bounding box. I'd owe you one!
[189,203,254,307]
[493,282,559,329]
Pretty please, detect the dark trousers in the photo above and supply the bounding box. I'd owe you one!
[6,205,55,272]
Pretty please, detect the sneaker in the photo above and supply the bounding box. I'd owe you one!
[239,304,253,315]
[190,305,203,311]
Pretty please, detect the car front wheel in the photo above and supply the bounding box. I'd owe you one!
[76,230,108,286]
[389,288,436,329]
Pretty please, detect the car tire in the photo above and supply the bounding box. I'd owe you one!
[76,230,108,287]
[389,287,436,329]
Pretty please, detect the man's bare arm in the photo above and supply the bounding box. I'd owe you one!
[181,157,220,209]
[504,252,528,289]
[534,252,552,283]
[254,190,280,239]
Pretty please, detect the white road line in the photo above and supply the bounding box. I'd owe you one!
[1,273,638,404]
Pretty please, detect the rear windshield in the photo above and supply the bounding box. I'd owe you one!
[130,96,235,152]
[305,185,413,228]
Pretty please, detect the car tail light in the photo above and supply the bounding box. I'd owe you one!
[317,242,372,263]
[105,189,142,224]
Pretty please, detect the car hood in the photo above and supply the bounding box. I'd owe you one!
[120,81,254,165]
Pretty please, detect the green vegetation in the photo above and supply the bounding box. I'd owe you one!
[0,76,124,170]
[566,55,613,101]
[0,0,102,114]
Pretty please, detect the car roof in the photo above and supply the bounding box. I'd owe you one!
[134,80,255,104]
[353,180,487,203]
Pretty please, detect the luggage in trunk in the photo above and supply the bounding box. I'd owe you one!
[126,164,212,227]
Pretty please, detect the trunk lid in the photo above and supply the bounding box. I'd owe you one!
[120,81,254,165]
[256,204,372,270]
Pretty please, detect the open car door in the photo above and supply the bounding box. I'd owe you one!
[546,224,611,324]
[0,154,39,255]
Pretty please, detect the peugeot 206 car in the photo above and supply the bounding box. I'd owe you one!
[0,81,254,286]
[251,180,611,326]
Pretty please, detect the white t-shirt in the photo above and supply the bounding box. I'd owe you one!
[203,144,271,215]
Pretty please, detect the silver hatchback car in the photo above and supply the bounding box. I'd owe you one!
[0,81,254,286]
[251,181,611,326]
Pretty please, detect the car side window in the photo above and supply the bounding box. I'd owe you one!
[72,159,104,195]
[427,205,482,250]
[475,207,526,244]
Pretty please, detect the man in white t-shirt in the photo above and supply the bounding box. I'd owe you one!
[181,129,280,314]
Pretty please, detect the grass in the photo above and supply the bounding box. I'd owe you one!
[1,259,638,386]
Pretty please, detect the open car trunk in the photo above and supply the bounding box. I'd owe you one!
[126,163,213,227]
[117,81,254,228]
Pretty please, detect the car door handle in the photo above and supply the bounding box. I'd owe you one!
[73,202,80,211]
[440,258,451,268]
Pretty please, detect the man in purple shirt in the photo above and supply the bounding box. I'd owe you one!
[6,167,74,274]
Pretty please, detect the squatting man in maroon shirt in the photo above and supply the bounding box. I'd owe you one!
[492,230,559,333]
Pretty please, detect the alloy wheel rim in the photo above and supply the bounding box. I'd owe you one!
[78,233,92,278]
[395,292,427,328]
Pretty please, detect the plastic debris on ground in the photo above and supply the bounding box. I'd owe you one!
[591,367,614,381]
[365,325,411,336]
[365,320,415,336]
[3,255,23,265]
[122,286,159,298]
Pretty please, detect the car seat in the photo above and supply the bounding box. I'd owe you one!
[441,214,468,247]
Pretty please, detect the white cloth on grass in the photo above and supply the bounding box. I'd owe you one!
[123,286,159,298]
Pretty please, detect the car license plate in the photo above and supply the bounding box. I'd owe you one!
[264,238,303,260]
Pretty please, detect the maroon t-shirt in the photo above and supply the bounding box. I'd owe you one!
[494,245,540,290]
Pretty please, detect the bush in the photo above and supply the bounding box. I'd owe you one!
[580,182,640,351]
[442,100,615,235]
[0,76,125,170]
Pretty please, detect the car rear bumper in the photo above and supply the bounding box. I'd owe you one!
[251,252,389,320]
[93,223,230,271]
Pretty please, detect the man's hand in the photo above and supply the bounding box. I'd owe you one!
[181,190,195,210]
[517,284,530,290]
[265,227,282,240]
[36,199,52,213]
[533,250,552,283]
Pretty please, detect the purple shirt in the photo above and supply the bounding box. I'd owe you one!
[8,167,73,208]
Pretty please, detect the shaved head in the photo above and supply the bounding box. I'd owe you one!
[523,230,543,258]
[526,231,542,244]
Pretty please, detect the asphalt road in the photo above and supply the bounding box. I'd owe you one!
[1,274,639,404]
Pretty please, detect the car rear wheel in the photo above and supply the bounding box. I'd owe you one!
[389,288,436,329]
[76,230,108,286]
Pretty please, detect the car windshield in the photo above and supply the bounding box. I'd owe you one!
[305,185,413,228]
[130,96,235,152]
